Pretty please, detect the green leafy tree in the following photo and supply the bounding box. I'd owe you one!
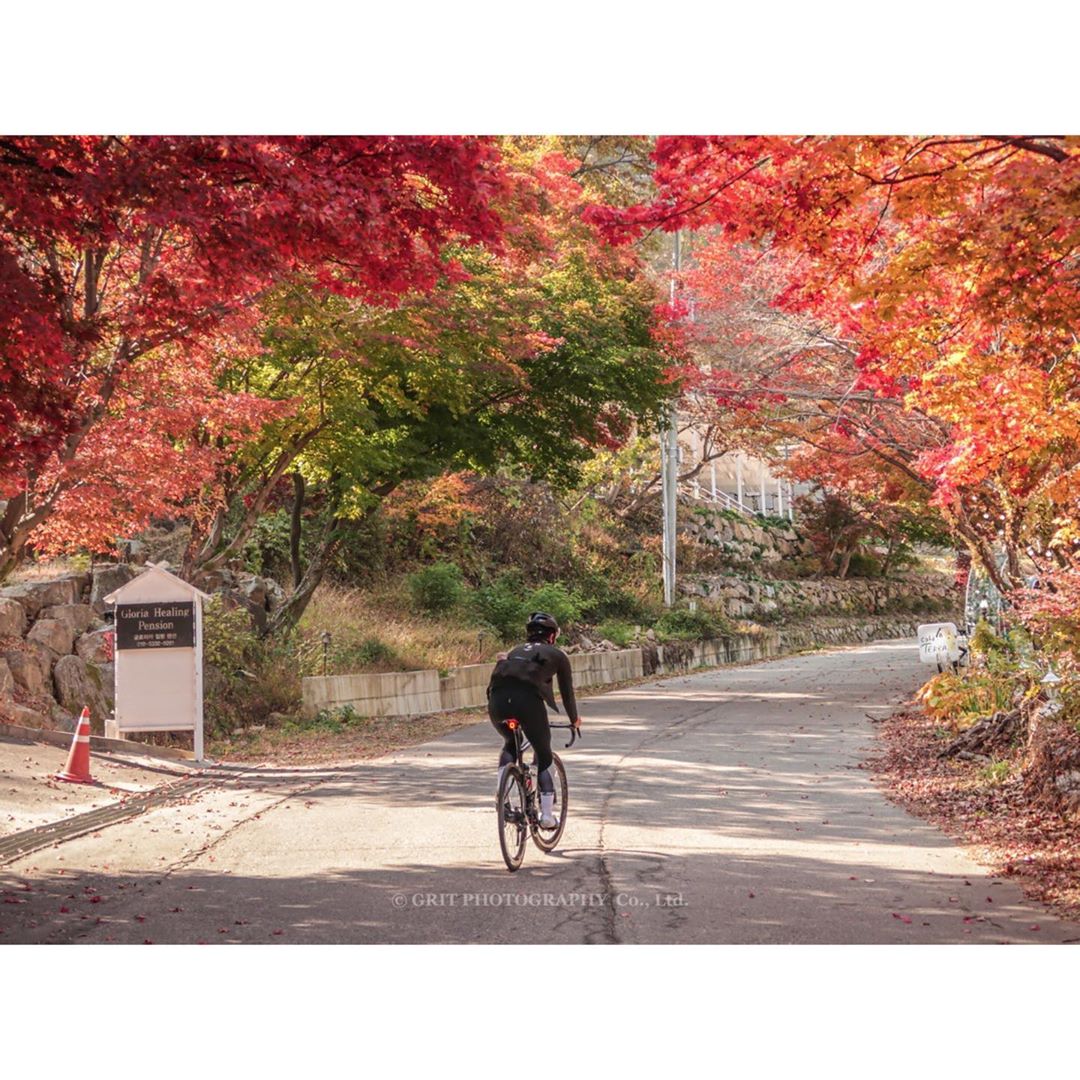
[194,143,674,633]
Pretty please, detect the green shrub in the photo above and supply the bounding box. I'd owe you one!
[916,670,1018,728]
[406,561,465,614]
[596,619,636,647]
[201,597,303,738]
[846,551,883,578]
[333,637,402,671]
[522,582,584,632]
[202,595,257,674]
[472,575,585,642]
[473,572,526,641]
[241,508,293,578]
[285,704,368,735]
[654,607,734,642]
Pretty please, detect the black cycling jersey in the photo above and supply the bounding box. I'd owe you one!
[488,639,579,723]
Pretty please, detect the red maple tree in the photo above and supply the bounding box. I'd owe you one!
[0,136,505,577]
[590,136,1080,591]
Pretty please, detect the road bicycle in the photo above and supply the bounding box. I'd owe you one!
[497,720,579,872]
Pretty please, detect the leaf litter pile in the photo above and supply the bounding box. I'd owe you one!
[868,707,1080,921]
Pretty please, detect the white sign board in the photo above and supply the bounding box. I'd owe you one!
[917,622,962,666]
[103,563,208,760]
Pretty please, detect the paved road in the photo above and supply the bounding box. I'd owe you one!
[3,640,1076,944]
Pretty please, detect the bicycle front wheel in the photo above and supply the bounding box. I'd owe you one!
[498,765,529,871]
[531,752,568,852]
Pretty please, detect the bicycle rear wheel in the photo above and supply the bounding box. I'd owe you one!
[498,765,529,871]
[531,752,567,852]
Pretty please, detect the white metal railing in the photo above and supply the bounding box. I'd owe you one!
[683,484,754,517]
[680,480,796,522]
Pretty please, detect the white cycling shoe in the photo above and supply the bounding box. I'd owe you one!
[539,793,559,829]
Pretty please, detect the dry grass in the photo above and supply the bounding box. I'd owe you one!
[210,706,488,764]
[298,582,497,674]
[7,556,90,583]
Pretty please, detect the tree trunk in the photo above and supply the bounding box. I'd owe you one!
[0,492,29,581]
[263,477,399,638]
[881,536,896,578]
[0,491,52,583]
[196,426,323,573]
[837,545,854,580]
[290,471,305,589]
[264,511,341,638]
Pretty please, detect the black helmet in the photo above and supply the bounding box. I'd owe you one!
[526,611,559,639]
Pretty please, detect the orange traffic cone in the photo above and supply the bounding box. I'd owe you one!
[56,708,93,784]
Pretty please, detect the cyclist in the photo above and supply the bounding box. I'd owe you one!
[488,611,581,828]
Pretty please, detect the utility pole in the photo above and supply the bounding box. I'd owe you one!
[662,231,681,607]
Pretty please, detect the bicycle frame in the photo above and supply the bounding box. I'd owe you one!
[502,720,577,818]
[504,719,578,772]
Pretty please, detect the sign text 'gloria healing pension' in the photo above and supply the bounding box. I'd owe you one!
[115,601,195,650]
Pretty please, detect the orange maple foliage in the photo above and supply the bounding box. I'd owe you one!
[592,136,1080,590]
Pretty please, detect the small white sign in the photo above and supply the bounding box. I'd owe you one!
[917,622,962,666]
[103,563,209,760]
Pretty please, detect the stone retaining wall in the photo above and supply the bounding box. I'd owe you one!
[301,616,932,720]
[684,507,810,564]
[682,571,958,621]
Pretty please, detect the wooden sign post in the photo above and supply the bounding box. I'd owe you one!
[103,563,210,760]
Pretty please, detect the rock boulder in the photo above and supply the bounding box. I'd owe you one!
[0,702,51,729]
[76,628,115,665]
[0,597,27,637]
[2,643,54,697]
[89,661,115,709]
[53,655,111,723]
[27,617,75,659]
[39,603,98,636]
[90,563,139,614]
[0,577,81,618]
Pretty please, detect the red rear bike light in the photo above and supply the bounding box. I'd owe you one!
[506,718,518,730]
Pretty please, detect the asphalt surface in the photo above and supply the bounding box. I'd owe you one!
[2,639,1077,944]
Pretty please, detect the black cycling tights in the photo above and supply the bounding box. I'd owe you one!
[488,681,554,794]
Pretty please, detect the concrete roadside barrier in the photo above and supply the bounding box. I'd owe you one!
[300,617,934,721]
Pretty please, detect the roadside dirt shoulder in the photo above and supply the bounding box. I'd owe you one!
[867,706,1080,926]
